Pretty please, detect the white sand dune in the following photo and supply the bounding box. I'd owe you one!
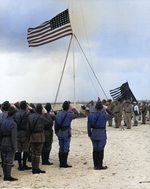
[0,107,150,189]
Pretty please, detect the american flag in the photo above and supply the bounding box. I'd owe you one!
[110,82,137,102]
[27,9,73,47]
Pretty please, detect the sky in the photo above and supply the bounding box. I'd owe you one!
[0,0,150,104]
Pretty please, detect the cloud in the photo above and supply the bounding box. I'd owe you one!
[0,0,150,103]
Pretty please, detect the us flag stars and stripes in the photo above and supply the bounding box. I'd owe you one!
[27,9,73,47]
[110,82,137,103]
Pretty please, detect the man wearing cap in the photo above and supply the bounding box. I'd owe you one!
[1,106,18,181]
[14,101,33,171]
[0,101,11,176]
[88,101,114,170]
[42,103,54,165]
[55,101,78,168]
[125,100,133,129]
[27,104,52,174]
[113,100,122,128]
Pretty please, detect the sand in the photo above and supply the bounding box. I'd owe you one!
[0,107,150,189]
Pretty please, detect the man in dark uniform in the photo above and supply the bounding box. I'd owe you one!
[14,100,33,171]
[55,101,78,168]
[0,101,11,177]
[1,106,18,181]
[141,101,147,124]
[42,103,55,165]
[27,104,52,174]
[88,101,114,170]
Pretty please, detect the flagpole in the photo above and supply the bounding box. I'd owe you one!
[74,35,108,100]
[72,34,76,108]
[53,35,73,109]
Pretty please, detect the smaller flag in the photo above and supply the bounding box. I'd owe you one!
[110,82,137,102]
[27,9,73,47]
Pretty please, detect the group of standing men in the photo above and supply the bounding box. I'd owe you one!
[87,98,149,129]
[0,100,80,182]
[0,101,57,181]
[0,98,149,182]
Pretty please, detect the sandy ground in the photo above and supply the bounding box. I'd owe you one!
[0,107,150,189]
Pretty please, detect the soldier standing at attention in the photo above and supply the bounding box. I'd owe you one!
[107,99,114,126]
[113,100,122,128]
[0,101,11,177]
[27,104,52,174]
[14,101,33,171]
[141,101,147,124]
[55,101,78,168]
[1,106,18,181]
[125,100,133,129]
[42,103,55,165]
[87,101,114,170]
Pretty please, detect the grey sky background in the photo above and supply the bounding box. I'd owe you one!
[0,0,150,104]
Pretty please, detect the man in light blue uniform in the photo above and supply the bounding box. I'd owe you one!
[88,101,114,170]
[55,101,78,168]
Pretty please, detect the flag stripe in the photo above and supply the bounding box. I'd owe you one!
[110,87,120,92]
[110,90,121,95]
[27,9,73,47]
[27,24,72,43]
[29,33,72,47]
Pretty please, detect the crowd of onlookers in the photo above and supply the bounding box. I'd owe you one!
[81,98,150,128]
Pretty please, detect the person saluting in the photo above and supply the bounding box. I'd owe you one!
[55,101,78,168]
[88,100,114,170]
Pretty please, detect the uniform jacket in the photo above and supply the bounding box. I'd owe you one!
[55,108,78,137]
[1,116,17,151]
[113,104,122,115]
[27,113,52,143]
[42,113,53,130]
[0,112,8,145]
[125,105,132,114]
[142,104,147,115]
[14,110,31,138]
[88,110,111,141]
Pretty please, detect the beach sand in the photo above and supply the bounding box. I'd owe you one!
[0,105,150,189]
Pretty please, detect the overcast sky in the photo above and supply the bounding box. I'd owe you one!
[0,0,150,104]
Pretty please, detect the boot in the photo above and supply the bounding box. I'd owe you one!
[3,163,7,180]
[93,151,98,169]
[14,152,18,161]
[34,156,45,174]
[28,148,32,162]
[32,155,39,174]
[17,152,23,171]
[47,151,53,165]
[42,151,46,165]
[4,164,18,181]
[97,150,107,170]
[22,152,32,170]
[63,152,72,168]
[59,152,64,168]
[42,151,52,165]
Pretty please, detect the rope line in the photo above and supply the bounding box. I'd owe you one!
[75,38,99,97]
